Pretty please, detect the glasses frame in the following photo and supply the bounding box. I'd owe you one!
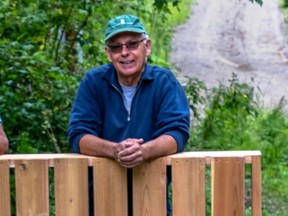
[106,38,146,54]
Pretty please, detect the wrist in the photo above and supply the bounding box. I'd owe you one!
[141,144,149,162]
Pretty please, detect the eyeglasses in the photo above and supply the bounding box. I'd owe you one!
[106,38,146,54]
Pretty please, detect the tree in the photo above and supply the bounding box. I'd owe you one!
[0,0,185,153]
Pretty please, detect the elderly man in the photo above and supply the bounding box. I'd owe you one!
[68,14,190,215]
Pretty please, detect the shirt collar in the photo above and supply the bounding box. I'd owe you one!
[102,63,154,86]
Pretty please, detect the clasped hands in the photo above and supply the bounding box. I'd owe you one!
[114,138,145,168]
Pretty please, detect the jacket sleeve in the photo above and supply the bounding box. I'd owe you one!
[67,73,103,153]
[153,73,190,152]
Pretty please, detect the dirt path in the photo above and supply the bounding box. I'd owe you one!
[170,0,288,107]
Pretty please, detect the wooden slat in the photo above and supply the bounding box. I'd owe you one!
[133,157,167,216]
[0,160,11,216]
[15,159,49,215]
[54,158,89,216]
[0,153,95,167]
[252,156,262,216]
[211,157,245,216]
[93,158,127,216]
[167,150,261,165]
[172,157,206,216]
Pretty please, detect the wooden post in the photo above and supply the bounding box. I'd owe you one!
[15,159,49,215]
[252,155,262,216]
[172,157,206,216]
[93,158,128,216]
[0,160,11,216]
[211,157,245,216]
[54,158,89,216]
[133,157,167,216]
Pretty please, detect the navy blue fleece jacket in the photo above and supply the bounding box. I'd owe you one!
[68,63,190,152]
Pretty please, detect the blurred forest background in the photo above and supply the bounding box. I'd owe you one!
[0,0,287,215]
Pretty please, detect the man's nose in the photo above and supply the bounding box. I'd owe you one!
[120,44,130,55]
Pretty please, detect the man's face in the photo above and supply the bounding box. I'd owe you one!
[105,32,151,86]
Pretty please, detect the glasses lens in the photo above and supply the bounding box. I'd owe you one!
[126,41,140,50]
[107,39,145,54]
[109,45,122,53]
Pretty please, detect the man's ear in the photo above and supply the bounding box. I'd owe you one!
[105,47,113,62]
[145,39,152,57]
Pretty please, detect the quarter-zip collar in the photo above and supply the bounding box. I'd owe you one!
[101,63,155,88]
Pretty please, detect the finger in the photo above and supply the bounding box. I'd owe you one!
[119,160,141,168]
[119,151,143,164]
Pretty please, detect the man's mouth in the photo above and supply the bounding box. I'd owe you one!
[121,60,134,64]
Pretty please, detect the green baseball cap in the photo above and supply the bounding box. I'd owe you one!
[105,14,147,42]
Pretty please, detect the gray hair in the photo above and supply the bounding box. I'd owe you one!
[142,33,149,42]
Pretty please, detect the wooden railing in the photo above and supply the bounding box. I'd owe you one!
[0,151,261,216]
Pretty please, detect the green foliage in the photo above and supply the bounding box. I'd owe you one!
[187,73,259,150]
[249,0,263,6]
[284,0,288,7]
[185,74,288,215]
[280,0,288,20]
[0,43,79,153]
[167,0,195,26]
[154,0,181,9]
[184,77,207,120]
[0,0,183,154]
